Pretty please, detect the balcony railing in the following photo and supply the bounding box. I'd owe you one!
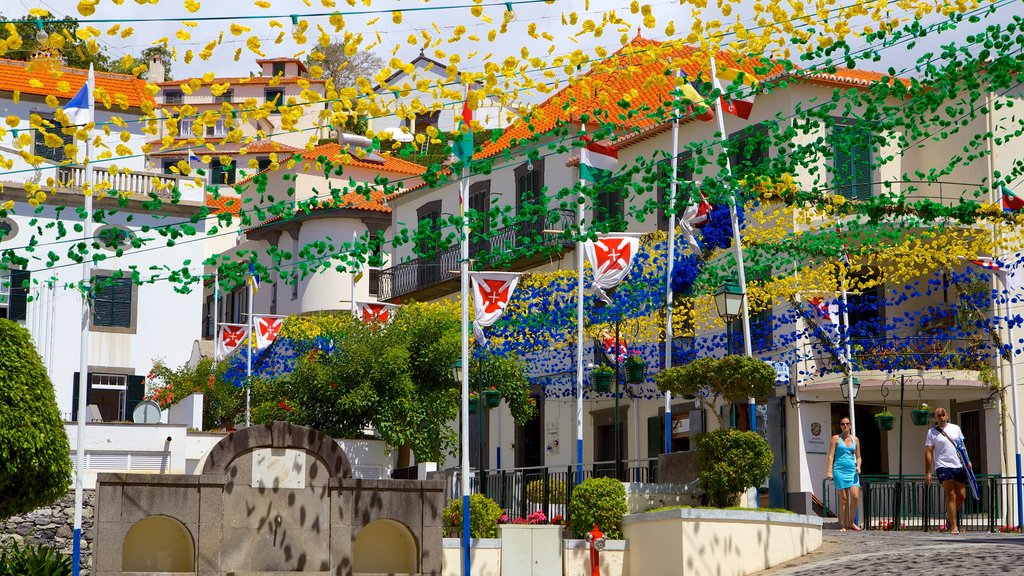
[57,165,192,200]
[798,335,993,380]
[378,209,576,301]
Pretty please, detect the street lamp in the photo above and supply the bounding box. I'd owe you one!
[451,359,462,383]
[881,372,924,530]
[714,282,745,355]
[840,376,860,400]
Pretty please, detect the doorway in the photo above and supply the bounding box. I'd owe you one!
[515,390,544,468]
[831,403,883,475]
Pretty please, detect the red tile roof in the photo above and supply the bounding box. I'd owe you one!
[155,76,323,87]
[301,143,428,177]
[247,189,391,231]
[146,139,304,156]
[206,192,241,216]
[0,58,153,109]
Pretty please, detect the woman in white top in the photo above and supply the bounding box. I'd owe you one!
[924,407,971,534]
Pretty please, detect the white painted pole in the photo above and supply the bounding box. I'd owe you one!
[459,165,471,576]
[212,269,219,361]
[1005,286,1023,530]
[840,284,856,436]
[246,273,253,428]
[664,69,681,454]
[351,230,359,315]
[576,122,587,482]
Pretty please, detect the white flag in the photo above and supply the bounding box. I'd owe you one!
[354,301,398,324]
[63,64,94,126]
[254,316,283,350]
[470,271,521,345]
[806,297,847,366]
[584,234,641,304]
[216,323,249,360]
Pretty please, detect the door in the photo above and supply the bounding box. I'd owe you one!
[515,391,544,469]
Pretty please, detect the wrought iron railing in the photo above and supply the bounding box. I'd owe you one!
[823,474,1018,532]
[378,209,576,301]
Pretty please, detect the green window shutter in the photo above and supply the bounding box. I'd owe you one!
[647,415,663,457]
[125,375,146,421]
[8,269,29,321]
[71,372,93,421]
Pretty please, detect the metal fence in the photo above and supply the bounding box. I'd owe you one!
[823,474,1020,532]
[445,459,658,521]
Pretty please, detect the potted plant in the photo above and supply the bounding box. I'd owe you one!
[483,385,502,408]
[911,403,932,426]
[625,353,646,383]
[875,410,895,431]
[591,364,614,392]
[468,391,479,414]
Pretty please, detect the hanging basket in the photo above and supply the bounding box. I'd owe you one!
[874,413,895,431]
[483,389,502,408]
[625,363,645,384]
[911,408,932,426]
[469,397,479,414]
[592,371,613,393]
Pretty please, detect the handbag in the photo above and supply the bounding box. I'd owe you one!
[934,425,980,500]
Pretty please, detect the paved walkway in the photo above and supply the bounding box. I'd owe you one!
[759,527,1024,575]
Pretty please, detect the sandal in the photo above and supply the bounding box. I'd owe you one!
[850,525,862,532]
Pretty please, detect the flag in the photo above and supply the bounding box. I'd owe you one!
[806,296,847,365]
[254,316,283,350]
[248,262,260,294]
[188,148,201,165]
[678,193,712,254]
[714,65,759,120]
[968,255,1023,293]
[354,301,398,324]
[453,89,474,164]
[584,233,641,304]
[678,80,714,122]
[470,271,521,345]
[63,64,94,126]
[580,137,618,184]
[216,323,249,359]
[1003,186,1024,212]
[600,329,629,365]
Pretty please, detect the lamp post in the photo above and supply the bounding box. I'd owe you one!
[714,283,751,426]
[881,372,924,530]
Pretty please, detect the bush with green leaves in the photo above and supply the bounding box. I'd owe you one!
[443,494,504,538]
[567,477,627,539]
[526,478,567,504]
[655,355,777,428]
[0,319,72,520]
[0,540,71,576]
[695,429,774,508]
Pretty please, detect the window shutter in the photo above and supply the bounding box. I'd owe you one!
[125,375,146,421]
[71,372,93,421]
[647,415,663,457]
[112,279,133,328]
[9,269,29,321]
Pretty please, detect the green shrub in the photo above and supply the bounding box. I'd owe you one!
[695,429,773,508]
[526,478,567,504]
[0,319,72,520]
[0,541,72,576]
[567,477,627,539]
[443,494,503,538]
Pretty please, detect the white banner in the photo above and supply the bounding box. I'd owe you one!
[254,316,283,350]
[470,271,521,345]
[584,234,641,304]
[354,301,398,324]
[216,323,249,360]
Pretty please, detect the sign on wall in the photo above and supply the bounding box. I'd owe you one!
[805,421,828,454]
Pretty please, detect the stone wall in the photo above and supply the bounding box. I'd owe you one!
[0,490,94,574]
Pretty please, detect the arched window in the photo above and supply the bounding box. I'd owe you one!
[122,515,195,572]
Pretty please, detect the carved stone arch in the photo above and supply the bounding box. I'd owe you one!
[199,420,352,478]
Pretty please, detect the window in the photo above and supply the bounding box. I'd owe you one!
[257,157,273,173]
[272,62,286,77]
[658,153,696,230]
[367,228,386,298]
[91,273,135,330]
[469,181,491,260]
[833,119,873,201]
[71,372,145,422]
[163,90,183,104]
[162,159,180,175]
[515,160,544,248]
[178,116,194,137]
[291,234,299,300]
[416,200,443,286]
[0,269,29,322]
[265,89,285,114]
[34,118,73,163]
[202,293,214,339]
[593,177,625,229]
[215,89,233,103]
[211,159,236,185]
[206,119,228,138]
[727,124,770,180]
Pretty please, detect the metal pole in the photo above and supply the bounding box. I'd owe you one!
[709,56,756,433]
[245,274,253,428]
[576,123,587,484]
[896,375,906,530]
[841,286,856,437]
[72,140,94,576]
[478,357,484,494]
[664,69,681,454]
[1005,296,1023,530]
[459,165,471,576]
[615,320,622,481]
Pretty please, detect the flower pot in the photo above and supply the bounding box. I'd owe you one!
[483,389,502,408]
[625,363,645,384]
[911,409,932,426]
[592,371,613,392]
[875,414,895,431]
[469,397,479,414]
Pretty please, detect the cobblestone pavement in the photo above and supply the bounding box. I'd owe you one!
[759,527,1024,575]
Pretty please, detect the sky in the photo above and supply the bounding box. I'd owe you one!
[10,0,1022,107]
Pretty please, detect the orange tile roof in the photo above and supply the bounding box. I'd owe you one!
[302,143,428,177]
[155,76,323,87]
[206,192,241,216]
[477,37,907,158]
[0,58,153,109]
[146,139,304,156]
[248,189,391,231]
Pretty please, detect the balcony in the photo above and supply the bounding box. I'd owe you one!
[56,165,200,203]
[378,209,576,302]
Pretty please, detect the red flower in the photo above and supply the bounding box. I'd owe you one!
[278,401,294,412]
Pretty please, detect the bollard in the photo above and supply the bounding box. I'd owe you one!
[584,524,606,576]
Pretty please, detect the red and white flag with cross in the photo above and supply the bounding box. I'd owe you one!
[216,323,249,360]
[470,271,521,345]
[584,233,641,304]
[254,316,284,350]
[354,301,398,324]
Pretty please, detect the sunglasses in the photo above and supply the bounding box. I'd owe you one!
[840,422,851,426]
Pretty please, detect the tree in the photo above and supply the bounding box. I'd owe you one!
[654,355,776,428]
[0,319,72,519]
[305,42,383,88]
[147,357,243,430]
[0,14,114,71]
[695,429,773,508]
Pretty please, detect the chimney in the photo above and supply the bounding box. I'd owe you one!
[149,55,166,84]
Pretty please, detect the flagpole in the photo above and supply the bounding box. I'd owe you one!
[246,273,253,428]
[1003,286,1023,530]
[663,70,682,454]
[836,228,857,436]
[212,269,219,364]
[459,165,471,576]
[352,231,359,315]
[576,122,587,484]
[710,56,756,433]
